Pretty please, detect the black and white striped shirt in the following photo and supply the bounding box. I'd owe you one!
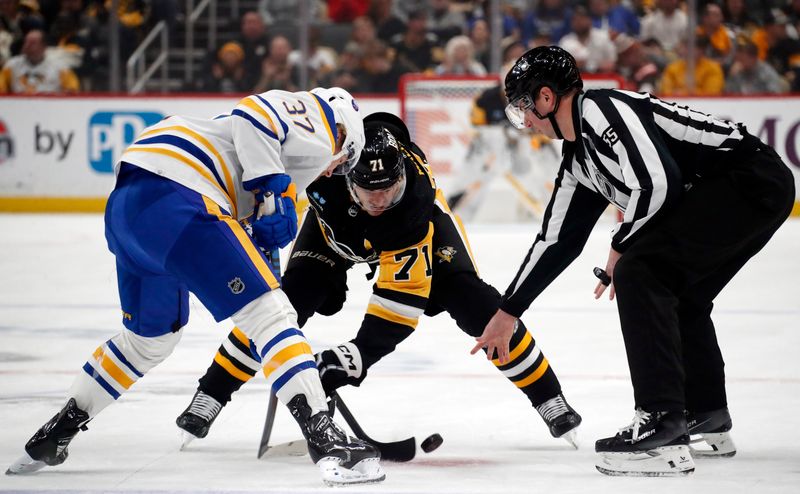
[500,88,754,317]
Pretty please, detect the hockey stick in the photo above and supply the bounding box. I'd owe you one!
[331,391,417,462]
[256,192,285,459]
[257,391,280,458]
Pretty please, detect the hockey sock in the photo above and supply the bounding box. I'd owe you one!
[198,327,260,405]
[231,290,328,414]
[69,329,183,417]
[491,324,561,407]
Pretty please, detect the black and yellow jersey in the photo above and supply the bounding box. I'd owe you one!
[303,141,448,367]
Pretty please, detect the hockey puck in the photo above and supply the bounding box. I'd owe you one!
[420,433,443,453]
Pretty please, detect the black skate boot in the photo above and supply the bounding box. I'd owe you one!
[687,407,735,458]
[595,408,694,477]
[535,394,582,449]
[287,394,384,486]
[6,398,90,475]
[176,390,223,449]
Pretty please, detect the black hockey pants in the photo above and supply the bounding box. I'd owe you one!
[612,139,795,413]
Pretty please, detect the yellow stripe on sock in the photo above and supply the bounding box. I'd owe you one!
[492,330,533,366]
[93,347,135,389]
[514,357,550,388]
[214,352,255,382]
[231,326,251,346]
[262,342,313,379]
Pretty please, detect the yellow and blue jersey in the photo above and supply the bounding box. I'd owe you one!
[119,89,340,220]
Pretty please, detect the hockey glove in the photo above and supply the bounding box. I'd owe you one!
[315,342,366,395]
[247,174,298,250]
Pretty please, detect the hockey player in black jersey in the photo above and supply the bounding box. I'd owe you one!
[176,112,582,450]
[475,46,795,476]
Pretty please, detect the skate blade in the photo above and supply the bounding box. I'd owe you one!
[260,439,308,458]
[689,432,736,458]
[561,429,579,449]
[595,445,695,477]
[179,430,199,451]
[6,452,47,475]
[319,457,385,487]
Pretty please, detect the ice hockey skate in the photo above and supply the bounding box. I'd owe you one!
[687,407,736,458]
[595,409,695,477]
[176,390,223,449]
[287,394,384,486]
[535,394,582,448]
[6,398,90,475]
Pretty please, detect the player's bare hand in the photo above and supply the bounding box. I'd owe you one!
[594,247,622,300]
[471,309,517,364]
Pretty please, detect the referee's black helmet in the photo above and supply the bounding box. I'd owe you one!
[505,46,583,105]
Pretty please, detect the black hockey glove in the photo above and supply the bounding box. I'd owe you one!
[315,342,366,396]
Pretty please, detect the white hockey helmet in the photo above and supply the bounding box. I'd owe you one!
[311,87,365,175]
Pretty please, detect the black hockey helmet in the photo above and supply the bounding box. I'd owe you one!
[504,46,582,133]
[363,111,411,146]
[347,125,407,214]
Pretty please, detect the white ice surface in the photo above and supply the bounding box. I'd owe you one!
[0,214,798,494]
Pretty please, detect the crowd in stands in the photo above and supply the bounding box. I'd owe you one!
[1,0,799,95]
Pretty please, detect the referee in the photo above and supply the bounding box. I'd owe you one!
[472,46,795,476]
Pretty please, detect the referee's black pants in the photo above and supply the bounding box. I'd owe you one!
[612,142,796,414]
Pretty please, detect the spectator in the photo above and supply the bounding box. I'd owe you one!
[469,17,491,69]
[588,0,640,37]
[327,0,369,23]
[722,0,759,36]
[318,40,361,91]
[390,9,439,73]
[559,5,617,73]
[697,2,736,68]
[428,0,466,43]
[237,11,271,90]
[369,0,405,43]
[640,0,688,53]
[0,28,79,93]
[615,33,661,92]
[435,34,486,75]
[660,36,725,96]
[349,15,376,45]
[48,0,94,80]
[288,26,337,86]
[502,39,526,65]
[253,35,298,92]
[353,39,410,93]
[761,9,800,91]
[726,37,788,94]
[521,0,572,45]
[199,41,251,94]
[0,0,22,63]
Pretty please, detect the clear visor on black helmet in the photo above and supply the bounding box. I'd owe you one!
[331,140,359,175]
[347,166,407,213]
[505,93,535,129]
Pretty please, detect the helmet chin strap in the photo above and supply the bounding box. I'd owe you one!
[545,94,565,140]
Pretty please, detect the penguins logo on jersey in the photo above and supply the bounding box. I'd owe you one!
[348,205,359,217]
[228,277,245,294]
[435,246,457,263]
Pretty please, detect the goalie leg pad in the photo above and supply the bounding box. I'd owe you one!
[596,445,695,477]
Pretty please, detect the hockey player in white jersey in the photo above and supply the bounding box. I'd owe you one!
[6,87,386,486]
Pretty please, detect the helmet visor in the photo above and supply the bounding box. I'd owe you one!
[505,93,534,130]
[331,140,359,175]
[348,170,407,213]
